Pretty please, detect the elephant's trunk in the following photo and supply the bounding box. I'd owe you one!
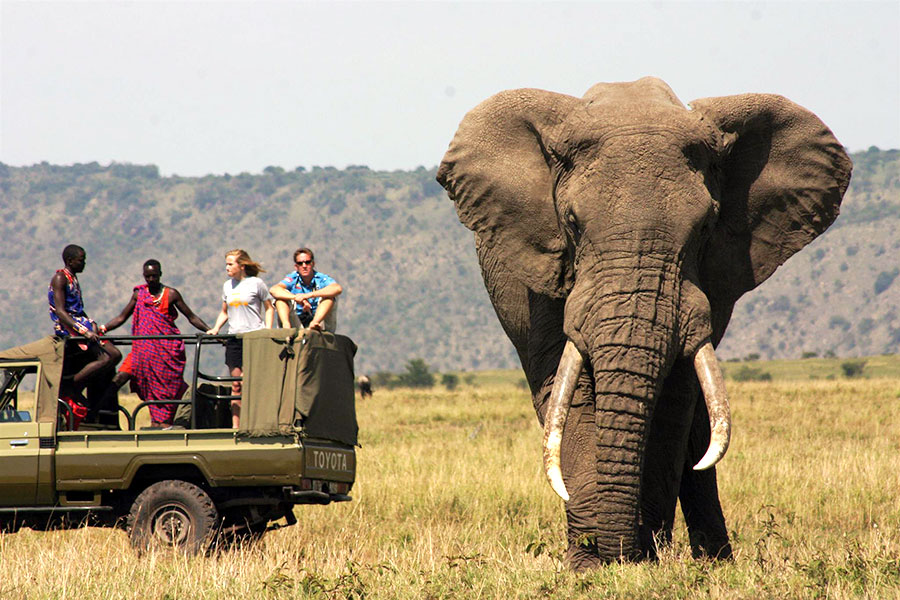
[542,339,732,501]
[588,330,671,559]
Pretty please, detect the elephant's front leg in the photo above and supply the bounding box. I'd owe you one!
[639,358,732,560]
[679,396,732,559]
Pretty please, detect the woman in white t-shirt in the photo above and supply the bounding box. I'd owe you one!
[207,249,274,427]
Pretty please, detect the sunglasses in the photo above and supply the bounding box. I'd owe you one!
[295,260,313,266]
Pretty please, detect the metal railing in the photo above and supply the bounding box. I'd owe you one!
[67,333,242,431]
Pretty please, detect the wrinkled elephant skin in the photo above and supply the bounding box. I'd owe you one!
[437,77,851,569]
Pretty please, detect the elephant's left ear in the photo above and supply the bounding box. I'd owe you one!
[691,94,852,314]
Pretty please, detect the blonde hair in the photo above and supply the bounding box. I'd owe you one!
[226,248,266,277]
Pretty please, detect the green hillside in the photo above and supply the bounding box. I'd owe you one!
[0,148,897,373]
[0,162,515,374]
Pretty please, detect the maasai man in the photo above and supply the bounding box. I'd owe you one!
[103,259,210,427]
[50,244,122,428]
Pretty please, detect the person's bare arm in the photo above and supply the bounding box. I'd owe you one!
[170,288,211,331]
[102,290,138,333]
[269,282,294,301]
[207,302,229,335]
[51,272,98,341]
[270,281,311,312]
[264,299,274,329]
[293,282,343,305]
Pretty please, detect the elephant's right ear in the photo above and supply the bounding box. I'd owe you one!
[437,89,580,298]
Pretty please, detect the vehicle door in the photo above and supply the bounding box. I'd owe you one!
[0,363,42,506]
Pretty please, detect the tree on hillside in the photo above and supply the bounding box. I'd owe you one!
[399,359,435,388]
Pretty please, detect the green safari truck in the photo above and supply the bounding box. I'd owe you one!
[0,328,358,552]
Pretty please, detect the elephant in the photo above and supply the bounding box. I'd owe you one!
[437,77,851,570]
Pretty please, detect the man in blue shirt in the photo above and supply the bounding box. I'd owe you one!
[270,247,343,332]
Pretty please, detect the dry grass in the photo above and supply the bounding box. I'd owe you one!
[2,379,899,599]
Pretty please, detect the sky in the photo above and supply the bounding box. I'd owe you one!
[2,1,898,177]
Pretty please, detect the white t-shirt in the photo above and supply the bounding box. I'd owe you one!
[222,276,272,333]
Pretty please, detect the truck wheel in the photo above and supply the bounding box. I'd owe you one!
[127,480,219,554]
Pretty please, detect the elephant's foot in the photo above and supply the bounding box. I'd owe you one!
[638,522,674,561]
[567,539,603,572]
[688,531,733,561]
[566,531,649,570]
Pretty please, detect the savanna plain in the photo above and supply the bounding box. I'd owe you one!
[1,362,899,599]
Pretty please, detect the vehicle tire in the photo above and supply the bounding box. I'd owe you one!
[127,480,219,554]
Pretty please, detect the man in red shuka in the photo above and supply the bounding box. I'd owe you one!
[103,260,210,427]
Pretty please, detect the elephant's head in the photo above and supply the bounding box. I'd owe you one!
[437,77,851,561]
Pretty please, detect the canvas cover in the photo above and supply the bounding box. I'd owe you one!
[0,336,65,423]
[240,328,358,445]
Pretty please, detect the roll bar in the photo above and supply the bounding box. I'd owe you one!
[67,333,241,431]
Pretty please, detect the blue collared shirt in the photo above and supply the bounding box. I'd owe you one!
[279,270,337,315]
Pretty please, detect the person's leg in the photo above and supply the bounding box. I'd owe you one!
[225,338,243,428]
[79,341,122,426]
[72,340,122,385]
[309,298,334,331]
[275,299,293,328]
[112,352,132,389]
[230,367,242,428]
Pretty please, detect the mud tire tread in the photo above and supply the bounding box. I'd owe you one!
[127,479,218,554]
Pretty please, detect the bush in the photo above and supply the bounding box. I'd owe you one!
[829,316,851,331]
[744,353,761,362]
[441,373,459,391]
[731,366,772,382]
[371,371,398,390]
[874,269,899,295]
[840,360,866,378]
[770,295,792,312]
[801,351,818,359]
[858,318,875,335]
[398,359,434,388]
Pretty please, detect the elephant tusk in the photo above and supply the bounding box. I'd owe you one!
[542,340,583,502]
[692,341,732,471]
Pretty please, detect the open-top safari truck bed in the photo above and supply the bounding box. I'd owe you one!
[0,329,358,552]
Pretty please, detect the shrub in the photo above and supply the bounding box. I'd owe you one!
[398,359,434,388]
[829,316,851,331]
[731,366,772,382]
[441,373,459,391]
[770,295,791,312]
[744,353,761,362]
[801,351,818,359]
[858,318,875,335]
[840,360,866,378]
[371,371,398,390]
[874,269,899,295]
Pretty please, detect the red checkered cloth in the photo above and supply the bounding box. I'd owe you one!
[121,285,188,423]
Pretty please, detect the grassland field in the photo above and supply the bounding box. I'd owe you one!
[1,356,899,599]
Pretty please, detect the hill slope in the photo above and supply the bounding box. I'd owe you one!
[0,148,897,372]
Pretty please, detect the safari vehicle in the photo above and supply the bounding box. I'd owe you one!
[0,329,358,552]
